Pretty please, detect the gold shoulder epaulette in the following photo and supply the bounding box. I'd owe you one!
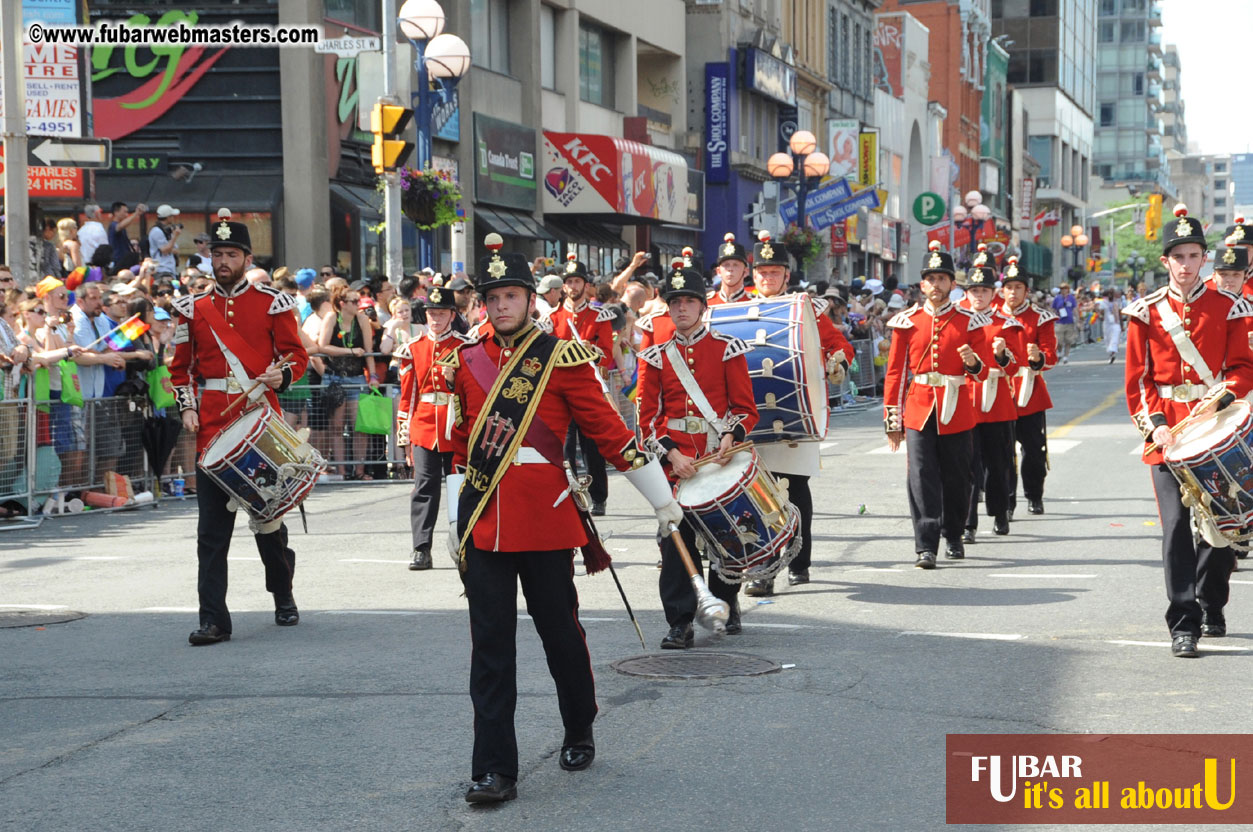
[555,338,603,367]
[435,349,461,369]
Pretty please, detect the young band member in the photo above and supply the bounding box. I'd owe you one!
[962,248,1025,542]
[1221,216,1253,295]
[1123,205,1253,657]
[999,256,1058,517]
[546,252,617,515]
[883,242,989,567]
[707,233,752,306]
[170,209,309,645]
[443,235,683,803]
[744,231,852,595]
[1213,242,1251,298]
[637,264,758,647]
[395,277,469,570]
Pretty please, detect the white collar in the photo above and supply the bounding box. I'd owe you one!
[214,279,250,299]
[563,299,588,314]
[427,328,456,343]
[924,300,952,316]
[1167,282,1205,303]
[719,286,748,302]
[1005,300,1030,316]
[672,325,708,346]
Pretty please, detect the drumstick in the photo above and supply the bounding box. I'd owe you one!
[1144,387,1233,454]
[223,353,295,415]
[692,441,754,470]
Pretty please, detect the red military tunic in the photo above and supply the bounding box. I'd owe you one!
[883,301,990,435]
[637,308,676,351]
[636,324,757,477]
[999,300,1058,416]
[1123,282,1253,464]
[706,285,752,307]
[396,330,470,452]
[547,300,615,369]
[968,309,1026,424]
[170,281,308,453]
[448,328,644,553]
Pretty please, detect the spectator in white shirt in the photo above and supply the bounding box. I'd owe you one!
[77,204,109,266]
[148,204,182,276]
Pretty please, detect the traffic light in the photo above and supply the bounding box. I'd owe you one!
[1145,194,1162,242]
[370,102,413,174]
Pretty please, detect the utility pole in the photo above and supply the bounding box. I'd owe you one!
[381,0,403,286]
[1,0,29,286]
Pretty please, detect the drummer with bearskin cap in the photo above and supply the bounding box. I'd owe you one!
[883,241,990,567]
[170,208,310,645]
[637,263,758,647]
[1123,204,1253,657]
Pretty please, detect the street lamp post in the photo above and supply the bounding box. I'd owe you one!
[767,130,830,233]
[950,190,992,265]
[1060,224,1089,278]
[1126,255,1147,288]
[397,0,471,273]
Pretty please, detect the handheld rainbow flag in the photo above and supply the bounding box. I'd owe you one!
[103,314,150,351]
[620,366,639,401]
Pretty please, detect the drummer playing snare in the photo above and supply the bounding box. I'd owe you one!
[170,208,309,646]
[637,264,758,648]
[1123,204,1253,658]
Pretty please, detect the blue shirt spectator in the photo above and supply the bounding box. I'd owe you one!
[1052,287,1077,324]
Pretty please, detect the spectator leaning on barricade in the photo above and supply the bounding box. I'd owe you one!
[68,282,129,483]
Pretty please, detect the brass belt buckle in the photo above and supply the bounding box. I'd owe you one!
[685,417,704,433]
[226,378,242,394]
[1174,383,1193,401]
[926,371,943,386]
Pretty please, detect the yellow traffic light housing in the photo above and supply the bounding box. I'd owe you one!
[1145,194,1162,242]
[371,102,414,173]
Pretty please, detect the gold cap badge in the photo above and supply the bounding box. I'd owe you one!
[760,243,774,260]
[723,242,735,256]
[216,221,232,240]
[430,288,442,303]
[487,254,507,278]
[672,274,686,289]
[1232,225,1246,243]
[928,252,943,269]
[1175,217,1192,237]
[1224,248,1238,265]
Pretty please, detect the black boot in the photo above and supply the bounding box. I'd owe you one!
[660,623,693,649]
[274,594,299,626]
[559,726,595,771]
[724,601,742,635]
[465,772,517,803]
[188,623,230,645]
[993,515,1010,535]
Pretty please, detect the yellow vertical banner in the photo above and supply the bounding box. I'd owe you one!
[858,131,878,188]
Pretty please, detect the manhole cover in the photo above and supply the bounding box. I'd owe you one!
[611,651,781,679]
[0,610,87,629]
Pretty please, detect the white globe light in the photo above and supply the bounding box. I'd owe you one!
[399,0,445,40]
[964,189,983,207]
[767,152,794,178]
[425,33,471,78]
[952,205,968,222]
[971,203,992,221]
[1075,233,1089,247]
[1061,234,1074,248]
[788,130,817,157]
[803,152,830,178]
[1070,224,1084,237]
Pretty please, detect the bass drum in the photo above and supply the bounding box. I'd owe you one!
[706,296,828,443]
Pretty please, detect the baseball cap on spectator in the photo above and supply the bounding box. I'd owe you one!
[348,279,370,292]
[193,232,210,244]
[887,294,906,310]
[110,282,139,296]
[420,267,435,276]
[156,204,180,219]
[153,307,171,322]
[864,278,884,295]
[295,268,317,290]
[538,275,564,294]
[1050,286,1061,295]
[447,275,472,291]
[629,270,657,288]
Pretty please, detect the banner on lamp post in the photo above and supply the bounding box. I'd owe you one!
[858,132,878,188]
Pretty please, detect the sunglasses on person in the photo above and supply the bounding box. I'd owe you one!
[0,275,13,284]
[27,308,46,316]
[157,289,174,297]
[320,270,334,276]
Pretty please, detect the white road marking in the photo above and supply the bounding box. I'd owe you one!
[226,557,256,562]
[868,445,894,454]
[339,559,412,564]
[1107,639,1252,652]
[0,603,68,610]
[744,622,802,629]
[322,609,450,616]
[1230,580,1253,585]
[988,573,1097,579]
[1130,444,1146,454]
[1046,439,1080,454]
[898,631,1025,641]
[845,567,908,573]
[139,607,198,613]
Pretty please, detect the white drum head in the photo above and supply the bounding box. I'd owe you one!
[676,450,753,506]
[1166,400,1252,462]
[201,408,265,467]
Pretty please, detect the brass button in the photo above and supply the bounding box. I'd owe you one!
[688,358,695,365]
[1185,318,1191,325]
[227,311,234,317]
[504,350,512,357]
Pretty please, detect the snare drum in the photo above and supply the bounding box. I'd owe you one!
[675,448,800,583]
[706,296,828,443]
[1164,399,1253,536]
[199,406,326,522]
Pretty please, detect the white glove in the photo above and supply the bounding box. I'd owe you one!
[446,473,465,559]
[623,456,685,535]
[654,500,684,537]
[826,353,847,385]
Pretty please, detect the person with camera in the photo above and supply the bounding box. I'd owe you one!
[149,205,182,276]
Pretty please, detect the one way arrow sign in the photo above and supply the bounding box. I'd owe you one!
[28,138,112,169]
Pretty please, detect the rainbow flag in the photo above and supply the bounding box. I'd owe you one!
[103,314,150,351]
[620,366,639,401]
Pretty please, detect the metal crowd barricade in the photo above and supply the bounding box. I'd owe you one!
[0,380,40,530]
[295,378,410,483]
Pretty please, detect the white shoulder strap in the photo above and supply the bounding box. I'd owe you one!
[1153,297,1216,387]
[663,341,725,451]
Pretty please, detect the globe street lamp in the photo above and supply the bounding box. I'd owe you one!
[1126,254,1147,288]
[767,129,830,231]
[1060,224,1089,274]
[950,190,992,264]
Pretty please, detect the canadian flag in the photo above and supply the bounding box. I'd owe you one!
[1032,209,1060,242]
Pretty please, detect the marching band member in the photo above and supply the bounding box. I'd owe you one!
[999,256,1058,517]
[170,209,309,645]
[547,251,618,515]
[1221,215,1253,294]
[707,233,752,306]
[637,264,758,647]
[1213,243,1251,298]
[395,277,470,570]
[744,231,852,595]
[962,248,1025,543]
[1124,206,1253,657]
[884,242,989,567]
[636,253,691,350]
[443,238,683,803]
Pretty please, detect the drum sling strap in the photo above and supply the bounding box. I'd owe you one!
[664,340,728,453]
[1154,297,1219,389]
[194,294,274,402]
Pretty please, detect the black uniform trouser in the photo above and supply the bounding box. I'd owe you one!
[783,474,814,573]
[564,424,608,505]
[195,471,295,634]
[659,519,740,627]
[1150,464,1235,637]
[1009,410,1048,508]
[410,447,453,552]
[905,418,973,554]
[967,421,1015,529]
[464,544,597,781]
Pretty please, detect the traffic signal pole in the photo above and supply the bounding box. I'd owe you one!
[2,0,29,287]
[381,0,402,286]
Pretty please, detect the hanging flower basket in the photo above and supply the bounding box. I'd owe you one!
[388,166,462,230]
[783,224,824,266]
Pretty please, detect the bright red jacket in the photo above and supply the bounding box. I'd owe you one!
[396,330,470,452]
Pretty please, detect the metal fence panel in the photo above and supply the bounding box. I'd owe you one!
[0,381,40,529]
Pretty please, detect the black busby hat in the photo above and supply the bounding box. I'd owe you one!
[1163,204,1207,254]
[209,208,251,254]
[716,232,748,266]
[1001,254,1029,286]
[476,233,534,293]
[920,240,955,278]
[1223,214,1253,248]
[967,244,999,288]
[661,266,708,302]
[1216,244,1251,273]
[561,251,589,280]
[752,230,789,269]
[421,275,458,309]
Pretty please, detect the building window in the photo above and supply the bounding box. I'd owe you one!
[579,23,614,108]
[1029,0,1058,15]
[853,22,862,95]
[1099,0,1116,14]
[1029,135,1053,183]
[470,0,511,75]
[1120,20,1145,42]
[841,14,850,88]
[1216,214,1228,224]
[1029,50,1057,83]
[1098,163,1113,178]
[1099,102,1115,126]
[540,5,555,90]
[1215,178,1227,189]
[1122,0,1145,10]
[1216,197,1227,207]
[827,8,838,84]
[863,24,872,98]
[1132,72,1144,95]
[1098,21,1115,43]
[1215,162,1227,172]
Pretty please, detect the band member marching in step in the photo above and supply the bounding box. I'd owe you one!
[443,237,683,803]
[171,208,309,645]
[1210,242,1252,298]
[884,241,990,567]
[707,233,752,306]
[1123,205,1253,658]
[637,264,758,648]
[961,246,1026,543]
[744,230,853,595]
[999,255,1058,517]
[1221,215,1253,295]
[546,250,618,515]
[636,251,693,350]
[395,276,471,570]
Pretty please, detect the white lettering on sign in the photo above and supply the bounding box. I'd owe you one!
[561,137,611,182]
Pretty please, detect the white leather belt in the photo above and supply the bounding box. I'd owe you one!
[419,392,450,405]
[512,447,552,465]
[202,377,244,394]
[1158,382,1209,402]
[912,371,964,387]
[667,416,710,433]
[988,368,1004,379]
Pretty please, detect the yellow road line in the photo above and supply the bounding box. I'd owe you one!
[1048,390,1122,439]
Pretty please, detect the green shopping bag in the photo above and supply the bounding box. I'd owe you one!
[147,365,176,409]
[58,359,84,407]
[34,366,50,413]
[354,388,393,435]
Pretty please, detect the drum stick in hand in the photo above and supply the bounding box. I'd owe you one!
[692,441,754,470]
[224,353,295,415]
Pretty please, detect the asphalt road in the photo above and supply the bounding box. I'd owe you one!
[2,341,1249,831]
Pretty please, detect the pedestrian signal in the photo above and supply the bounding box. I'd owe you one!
[371,102,414,174]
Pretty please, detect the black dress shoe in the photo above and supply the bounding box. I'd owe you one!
[660,623,694,649]
[409,548,432,571]
[744,578,774,596]
[274,594,299,626]
[724,603,742,635]
[559,727,595,771]
[915,551,937,569]
[993,515,1010,535]
[590,501,606,516]
[465,772,517,803]
[1202,612,1227,638]
[188,623,230,645]
[1171,635,1199,657]
[945,540,965,560]
[1028,499,1045,515]
[787,569,809,586]
[961,528,976,544]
